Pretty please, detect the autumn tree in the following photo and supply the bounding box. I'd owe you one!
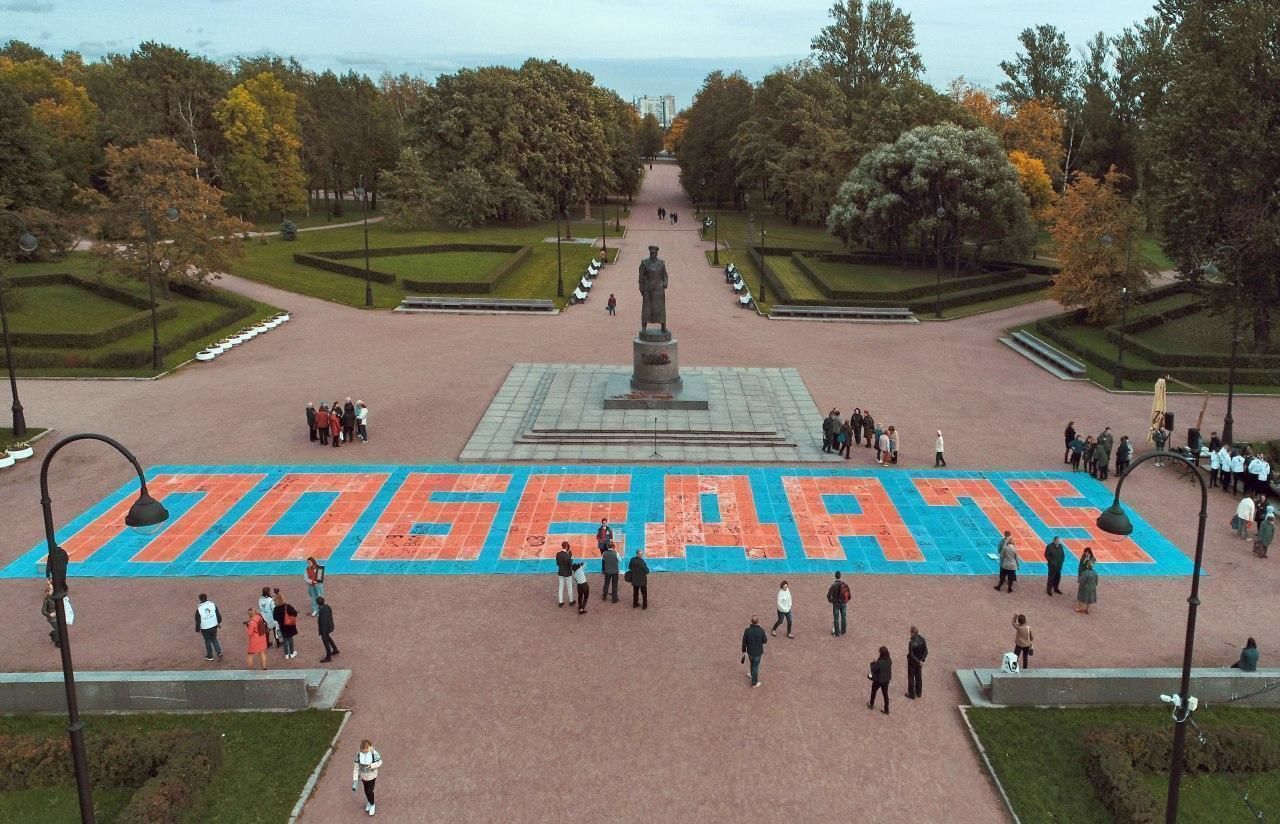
[1047,168,1151,323]
[638,113,663,159]
[1007,150,1055,225]
[663,115,687,154]
[215,71,307,218]
[92,138,250,296]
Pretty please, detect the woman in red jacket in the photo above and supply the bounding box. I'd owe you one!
[315,404,331,445]
[328,404,342,448]
[245,607,269,670]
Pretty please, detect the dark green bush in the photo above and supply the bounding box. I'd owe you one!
[279,220,298,241]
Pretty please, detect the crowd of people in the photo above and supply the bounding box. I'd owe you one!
[820,409,937,466]
[656,206,678,224]
[993,534,1098,614]
[305,398,370,446]
[554,519,649,612]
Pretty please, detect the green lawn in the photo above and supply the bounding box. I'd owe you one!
[763,254,824,301]
[0,710,343,824]
[4,254,281,377]
[0,427,49,451]
[235,222,610,308]
[804,256,960,292]
[967,705,1280,823]
[364,251,513,282]
[0,787,133,822]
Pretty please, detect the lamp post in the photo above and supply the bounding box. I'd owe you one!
[934,204,946,318]
[354,185,373,307]
[555,208,564,299]
[42,433,170,824]
[712,209,720,266]
[0,210,38,438]
[759,224,767,304]
[142,205,179,371]
[600,195,608,261]
[615,203,620,232]
[1203,244,1241,445]
[1096,449,1208,824]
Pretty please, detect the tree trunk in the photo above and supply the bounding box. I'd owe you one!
[323,186,331,222]
[583,199,591,220]
[1253,303,1272,348]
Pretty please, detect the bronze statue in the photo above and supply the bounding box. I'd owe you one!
[638,245,668,333]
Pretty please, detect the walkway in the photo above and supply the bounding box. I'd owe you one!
[0,161,1276,824]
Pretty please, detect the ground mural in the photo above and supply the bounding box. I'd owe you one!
[0,465,1193,578]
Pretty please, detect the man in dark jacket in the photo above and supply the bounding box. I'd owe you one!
[861,411,874,447]
[1115,435,1133,477]
[868,647,892,714]
[821,410,837,452]
[741,615,768,687]
[628,550,649,609]
[317,597,339,662]
[827,571,850,636]
[596,518,613,552]
[555,541,575,607]
[905,626,928,699]
[601,542,620,603]
[342,399,357,444]
[1044,536,1066,596]
[306,402,317,442]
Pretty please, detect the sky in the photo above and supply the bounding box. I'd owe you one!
[2,0,1162,107]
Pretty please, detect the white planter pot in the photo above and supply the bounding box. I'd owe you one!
[0,455,14,470]
[195,351,217,362]
[279,314,291,323]
[6,447,33,461]
[208,344,228,355]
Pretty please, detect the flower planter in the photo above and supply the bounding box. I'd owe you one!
[195,350,217,362]
[6,446,33,461]
[0,455,14,470]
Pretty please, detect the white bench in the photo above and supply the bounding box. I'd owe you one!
[739,294,753,307]
[579,276,593,290]
[571,287,588,304]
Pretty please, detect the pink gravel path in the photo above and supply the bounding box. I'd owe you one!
[0,161,1277,823]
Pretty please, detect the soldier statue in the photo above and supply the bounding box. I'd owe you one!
[638,245,668,335]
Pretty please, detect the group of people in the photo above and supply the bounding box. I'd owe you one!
[656,206,678,224]
[994,533,1099,614]
[191,557,340,666]
[821,409,933,466]
[1208,437,1273,496]
[554,519,650,612]
[306,398,370,446]
[1233,492,1276,557]
[739,573,928,715]
[1063,422,1134,480]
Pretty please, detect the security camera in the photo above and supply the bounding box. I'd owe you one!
[1160,693,1178,705]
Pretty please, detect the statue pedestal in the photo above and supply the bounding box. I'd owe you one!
[631,333,681,393]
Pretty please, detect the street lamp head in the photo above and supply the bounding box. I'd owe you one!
[125,491,170,536]
[1095,500,1134,538]
[936,207,946,219]
[1100,234,1115,247]
[17,231,38,254]
[163,207,179,223]
[354,187,366,200]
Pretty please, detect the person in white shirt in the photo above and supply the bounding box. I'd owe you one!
[771,581,794,638]
[194,594,222,661]
[934,430,947,468]
[1235,495,1256,540]
[352,739,383,816]
[1254,457,1271,495]
[1248,456,1265,495]
[257,586,281,649]
[571,561,589,614]
[1209,445,1222,488]
[356,400,369,443]
[1230,451,1247,494]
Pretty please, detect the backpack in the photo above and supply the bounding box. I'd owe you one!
[838,581,851,604]
[283,607,296,628]
[828,580,850,604]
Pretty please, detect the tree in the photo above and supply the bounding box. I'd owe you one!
[0,82,59,209]
[638,113,663,159]
[663,115,687,154]
[676,71,753,208]
[1003,98,1065,182]
[998,24,1077,108]
[91,138,250,296]
[215,71,307,217]
[1007,150,1055,225]
[811,0,924,104]
[1113,15,1172,228]
[827,122,1033,266]
[1047,167,1151,323]
[382,146,437,227]
[1151,0,1280,346]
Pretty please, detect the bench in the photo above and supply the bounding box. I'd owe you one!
[739,294,753,308]
[395,297,558,314]
[570,287,589,304]
[732,279,744,292]
[770,305,917,323]
[1004,330,1088,379]
[586,262,601,277]
[724,264,739,283]
[579,276,593,290]
[0,669,351,712]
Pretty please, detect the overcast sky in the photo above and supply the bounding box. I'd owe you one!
[3,0,1160,107]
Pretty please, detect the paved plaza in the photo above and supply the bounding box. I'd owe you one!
[1,163,1278,823]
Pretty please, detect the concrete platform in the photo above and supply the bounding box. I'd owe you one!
[603,372,709,409]
[0,669,351,712]
[955,667,1280,707]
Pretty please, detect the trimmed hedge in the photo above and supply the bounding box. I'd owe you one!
[292,252,398,284]
[0,729,222,823]
[1081,724,1279,824]
[400,244,532,294]
[796,251,1028,302]
[296,243,533,293]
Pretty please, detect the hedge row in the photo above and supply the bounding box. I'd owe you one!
[0,730,222,823]
[1081,724,1279,824]
[401,244,532,294]
[6,272,154,311]
[315,243,525,259]
[1103,293,1280,370]
[292,253,398,284]
[794,252,1025,301]
[11,304,180,348]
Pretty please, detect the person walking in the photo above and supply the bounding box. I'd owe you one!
[905,626,928,699]
[827,571,850,636]
[995,533,1019,593]
[304,557,324,616]
[317,597,339,661]
[245,607,269,670]
[258,586,282,649]
[1234,494,1256,540]
[867,646,892,714]
[741,615,768,687]
[328,404,342,448]
[933,430,947,467]
[41,580,60,648]
[306,402,318,442]
[1012,614,1034,670]
[555,541,575,607]
[607,293,617,315]
[601,541,620,602]
[1075,557,1099,614]
[1255,513,1275,558]
[1115,435,1133,476]
[273,591,299,659]
[316,404,331,445]
[1063,421,1076,464]
[771,581,793,638]
[1044,536,1065,596]
[1232,638,1260,671]
[194,593,222,661]
[352,738,383,816]
[572,561,589,614]
[628,549,649,609]
[356,401,369,443]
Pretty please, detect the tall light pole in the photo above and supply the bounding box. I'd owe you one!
[712,209,720,266]
[0,211,37,438]
[354,184,373,307]
[600,194,608,261]
[142,206,179,372]
[1203,244,1241,444]
[759,223,767,304]
[1097,449,1208,824]
[555,207,564,299]
[42,433,170,824]
[934,204,946,318]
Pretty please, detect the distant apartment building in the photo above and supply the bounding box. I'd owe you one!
[632,94,677,128]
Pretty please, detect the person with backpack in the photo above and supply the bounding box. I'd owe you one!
[905,626,928,699]
[273,590,299,659]
[352,738,383,816]
[244,607,269,670]
[195,593,222,661]
[827,571,850,636]
[867,646,892,714]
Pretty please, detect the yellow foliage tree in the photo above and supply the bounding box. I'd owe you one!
[1003,98,1063,181]
[214,71,306,218]
[663,115,687,155]
[1007,150,1055,223]
[1047,167,1150,324]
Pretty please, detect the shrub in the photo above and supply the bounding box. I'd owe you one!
[279,220,298,241]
